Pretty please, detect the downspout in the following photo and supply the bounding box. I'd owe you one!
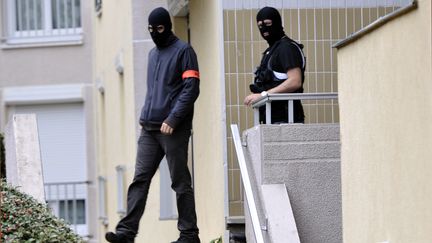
[186,12,195,190]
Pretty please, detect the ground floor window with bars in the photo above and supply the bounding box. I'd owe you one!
[48,199,86,225]
[2,0,82,45]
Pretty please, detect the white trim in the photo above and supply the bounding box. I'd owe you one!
[231,125,265,243]
[273,70,288,80]
[116,165,126,216]
[10,28,83,40]
[217,0,230,220]
[0,38,83,49]
[44,0,52,31]
[3,84,85,105]
[3,33,83,45]
[6,0,15,38]
[97,176,107,219]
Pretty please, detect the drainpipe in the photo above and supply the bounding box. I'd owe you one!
[186,12,195,190]
[187,13,191,44]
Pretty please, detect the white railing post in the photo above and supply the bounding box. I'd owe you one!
[254,107,260,126]
[265,102,271,124]
[231,124,265,243]
[288,99,294,123]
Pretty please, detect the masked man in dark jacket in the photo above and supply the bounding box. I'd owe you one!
[244,6,306,124]
[106,7,200,243]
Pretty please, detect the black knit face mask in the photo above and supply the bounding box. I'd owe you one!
[148,7,172,47]
[256,7,285,45]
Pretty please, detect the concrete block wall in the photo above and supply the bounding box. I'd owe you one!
[5,114,45,203]
[243,124,342,243]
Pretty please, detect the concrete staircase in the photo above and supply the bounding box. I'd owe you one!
[241,124,342,243]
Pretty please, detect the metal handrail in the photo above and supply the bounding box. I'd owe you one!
[251,92,339,125]
[44,181,89,235]
[230,124,265,243]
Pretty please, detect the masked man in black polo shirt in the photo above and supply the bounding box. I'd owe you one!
[244,6,306,124]
[106,7,200,243]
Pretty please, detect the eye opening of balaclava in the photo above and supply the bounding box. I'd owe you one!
[148,7,174,47]
[256,6,285,46]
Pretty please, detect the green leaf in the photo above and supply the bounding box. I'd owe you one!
[1,180,83,242]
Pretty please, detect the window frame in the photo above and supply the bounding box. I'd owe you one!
[4,0,83,46]
[47,199,88,236]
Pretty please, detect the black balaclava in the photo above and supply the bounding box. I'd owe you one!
[256,7,285,46]
[148,7,176,48]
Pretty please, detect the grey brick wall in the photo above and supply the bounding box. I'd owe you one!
[243,124,342,243]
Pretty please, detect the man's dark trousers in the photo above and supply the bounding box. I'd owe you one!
[115,125,199,240]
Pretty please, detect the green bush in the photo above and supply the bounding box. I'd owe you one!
[0,180,84,243]
[0,133,5,178]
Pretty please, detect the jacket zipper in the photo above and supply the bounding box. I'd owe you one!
[146,53,161,120]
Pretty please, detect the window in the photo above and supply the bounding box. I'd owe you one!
[116,165,126,216]
[58,199,86,225]
[3,0,82,44]
[47,199,88,236]
[98,176,107,220]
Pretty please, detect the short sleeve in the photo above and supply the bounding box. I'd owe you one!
[271,42,304,73]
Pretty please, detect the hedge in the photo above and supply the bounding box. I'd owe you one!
[0,180,84,243]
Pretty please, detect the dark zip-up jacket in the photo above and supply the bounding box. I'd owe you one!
[139,37,200,130]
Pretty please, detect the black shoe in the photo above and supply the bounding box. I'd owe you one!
[105,232,134,243]
[171,236,201,243]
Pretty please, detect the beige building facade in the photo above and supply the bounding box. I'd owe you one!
[0,0,427,242]
[95,0,426,242]
[0,0,98,241]
[93,1,226,242]
[1,0,427,242]
[336,0,432,242]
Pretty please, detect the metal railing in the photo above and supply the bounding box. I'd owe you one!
[44,181,89,236]
[252,92,339,125]
[230,124,265,243]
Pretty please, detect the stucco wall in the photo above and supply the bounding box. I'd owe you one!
[0,1,97,241]
[337,1,432,242]
[189,0,227,242]
[96,1,227,241]
[0,1,93,87]
[93,0,138,241]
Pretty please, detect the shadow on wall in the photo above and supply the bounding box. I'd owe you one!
[1,133,5,178]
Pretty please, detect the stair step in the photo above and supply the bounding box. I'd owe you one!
[263,141,340,160]
[261,124,340,142]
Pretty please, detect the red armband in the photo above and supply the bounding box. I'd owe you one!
[182,70,200,80]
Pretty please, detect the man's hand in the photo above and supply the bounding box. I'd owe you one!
[244,93,262,106]
[160,122,174,135]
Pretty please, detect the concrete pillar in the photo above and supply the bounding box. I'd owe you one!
[5,114,45,203]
